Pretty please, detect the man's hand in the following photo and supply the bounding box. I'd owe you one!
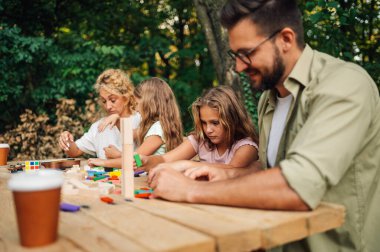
[183,166,236,181]
[148,167,196,202]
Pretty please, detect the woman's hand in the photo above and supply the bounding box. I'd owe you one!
[104,145,121,159]
[98,114,120,132]
[59,131,74,151]
[88,158,106,167]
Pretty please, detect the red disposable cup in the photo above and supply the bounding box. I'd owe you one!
[0,143,9,166]
[8,170,64,247]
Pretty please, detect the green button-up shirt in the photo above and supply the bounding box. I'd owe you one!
[258,45,380,251]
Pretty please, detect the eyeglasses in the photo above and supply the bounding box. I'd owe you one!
[227,29,282,66]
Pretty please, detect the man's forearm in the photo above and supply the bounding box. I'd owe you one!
[189,167,310,211]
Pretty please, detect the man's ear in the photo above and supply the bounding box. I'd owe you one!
[277,28,296,53]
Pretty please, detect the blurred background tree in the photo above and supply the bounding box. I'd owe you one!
[0,0,378,159]
[0,0,215,134]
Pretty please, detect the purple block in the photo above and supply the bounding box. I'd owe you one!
[60,202,80,212]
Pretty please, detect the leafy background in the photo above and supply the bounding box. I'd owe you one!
[0,0,378,160]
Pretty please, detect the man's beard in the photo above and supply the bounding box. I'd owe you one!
[247,45,285,91]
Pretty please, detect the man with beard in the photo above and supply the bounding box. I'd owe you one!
[148,0,380,251]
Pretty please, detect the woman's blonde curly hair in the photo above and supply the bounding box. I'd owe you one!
[94,69,137,115]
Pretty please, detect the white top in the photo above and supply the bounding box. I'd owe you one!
[267,94,293,167]
[76,113,141,159]
[188,135,258,164]
[0,144,9,148]
[8,170,64,192]
[144,121,166,155]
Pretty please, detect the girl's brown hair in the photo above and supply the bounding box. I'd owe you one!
[134,77,183,151]
[191,85,258,150]
[94,69,136,115]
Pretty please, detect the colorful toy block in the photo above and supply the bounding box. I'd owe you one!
[25,161,40,171]
[109,170,121,178]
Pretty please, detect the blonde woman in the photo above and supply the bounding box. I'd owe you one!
[58,69,141,166]
[90,77,184,168]
[140,85,259,172]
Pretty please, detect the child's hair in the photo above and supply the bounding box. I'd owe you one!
[191,85,258,150]
[134,77,183,152]
[94,69,136,115]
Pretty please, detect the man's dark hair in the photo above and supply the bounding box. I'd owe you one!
[221,0,305,48]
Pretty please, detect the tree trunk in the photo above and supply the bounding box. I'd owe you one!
[193,0,241,92]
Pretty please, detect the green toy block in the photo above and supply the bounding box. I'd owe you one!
[134,154,142,167]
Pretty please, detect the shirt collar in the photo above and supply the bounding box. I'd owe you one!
[286,44,314,88]
[266,44,314,108]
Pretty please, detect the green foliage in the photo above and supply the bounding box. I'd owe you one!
[0,0,379,160]
[0,0,214,134]
[301,0,380,88]
[240,73,261,128]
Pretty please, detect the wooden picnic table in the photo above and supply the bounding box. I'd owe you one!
[0,165,345,252]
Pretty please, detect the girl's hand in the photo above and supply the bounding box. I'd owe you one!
[133,154,148,170]
[59,131,74,151]
[104,145,121,159]
[98,114,120,132]
[88,158,106,167]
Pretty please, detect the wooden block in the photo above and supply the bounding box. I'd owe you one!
[62,183,79,195]
[121,117,134,200]
[98,182,115,195]
[67,178,90,189]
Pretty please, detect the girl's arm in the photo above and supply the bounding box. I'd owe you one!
[135,135,164,156]
[98,114,120,132]
[188,144,258,170]
[140,139,197,171]
[228,145,258,168]
[165,144,259,172]
[88,157,122,168]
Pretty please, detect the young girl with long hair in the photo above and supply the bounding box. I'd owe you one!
[140,85,258,171]
[134,77,183,155]
[95,77,184,167]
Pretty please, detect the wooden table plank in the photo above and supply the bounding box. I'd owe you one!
[59,211,148,252]
[63,194,215,252]
[187,201,345,249]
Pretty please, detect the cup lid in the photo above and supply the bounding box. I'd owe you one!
[8,170,64,192]
[0,144,9,148]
